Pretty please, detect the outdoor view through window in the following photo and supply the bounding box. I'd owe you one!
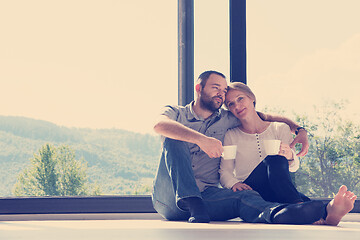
[0,0,359,198]
[247,1,360,198]
[0,1,177,197]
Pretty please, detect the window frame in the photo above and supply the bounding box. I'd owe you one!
[0,195,155,215]
[2,0,359,218]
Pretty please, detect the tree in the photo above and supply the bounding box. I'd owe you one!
[294,101,360,197]
[13,143,100,196]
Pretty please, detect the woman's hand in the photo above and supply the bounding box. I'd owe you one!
[231,182,252,192]
[279,143,293,160]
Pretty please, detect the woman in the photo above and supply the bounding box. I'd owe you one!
[219,82,309,204]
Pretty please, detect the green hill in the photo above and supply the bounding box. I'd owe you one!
[0,116,161,196]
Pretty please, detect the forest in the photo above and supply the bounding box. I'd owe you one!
[0,101,359,198]
[0,115,161,196]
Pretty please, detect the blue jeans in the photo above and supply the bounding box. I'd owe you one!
[152,138,286,223]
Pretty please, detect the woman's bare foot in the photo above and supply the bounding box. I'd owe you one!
[312,219,326,225]
[325,185,357,226]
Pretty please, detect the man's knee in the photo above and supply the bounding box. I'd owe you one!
[162,138,191,163]
[164,138,184,147]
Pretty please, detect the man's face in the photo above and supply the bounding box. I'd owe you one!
[198,74,228,112]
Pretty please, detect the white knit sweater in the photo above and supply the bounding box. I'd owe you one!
[219,122,300,189]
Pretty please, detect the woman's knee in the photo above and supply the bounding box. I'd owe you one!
[263,155,289,169]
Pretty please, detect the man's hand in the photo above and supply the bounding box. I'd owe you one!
[197,136,223,158]
[290,129,309,157]
[231,182,252,192]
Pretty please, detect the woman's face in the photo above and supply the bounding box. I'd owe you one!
[225,89,255,119]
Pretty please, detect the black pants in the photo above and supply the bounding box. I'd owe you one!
[244,155,310,204]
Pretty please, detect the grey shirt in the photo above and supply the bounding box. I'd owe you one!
[161,102,240,192]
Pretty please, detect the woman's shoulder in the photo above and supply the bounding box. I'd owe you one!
[270,122,291,132]
[226,126,241,135]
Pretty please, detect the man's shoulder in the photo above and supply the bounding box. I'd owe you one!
[219,108,238,121]
[165,103,191,110]
[161,104,187,113]
[219,108,232,117]
[160,104,193,122]
[218,108,240,128]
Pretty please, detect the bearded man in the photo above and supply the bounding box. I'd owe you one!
[151,70,336,224]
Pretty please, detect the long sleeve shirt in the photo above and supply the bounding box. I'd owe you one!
[219,122,299,189]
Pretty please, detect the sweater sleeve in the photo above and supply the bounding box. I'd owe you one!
[288,149,300,172]
[277,123,300,172]
[219,131,241,189]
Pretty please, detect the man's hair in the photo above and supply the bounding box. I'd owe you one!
[197,70,226,88]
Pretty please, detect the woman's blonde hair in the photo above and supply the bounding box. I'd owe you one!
[225,82,256,108]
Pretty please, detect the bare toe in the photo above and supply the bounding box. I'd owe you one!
[325,185,356,226]
[339,185,347,194]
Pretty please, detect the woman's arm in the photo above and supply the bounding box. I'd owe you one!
[219,160,240,189]
[219,134,242,189]
[279,142,300,172]
[278,123,300,172]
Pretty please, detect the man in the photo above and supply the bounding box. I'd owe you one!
[152,70,356,224]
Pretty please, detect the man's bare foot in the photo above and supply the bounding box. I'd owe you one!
[325,185,357,226]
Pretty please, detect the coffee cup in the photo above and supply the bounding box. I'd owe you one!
[222,145,237,160]
[263,140,281,156]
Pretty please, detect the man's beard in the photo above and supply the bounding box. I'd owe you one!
[199,93,223,112]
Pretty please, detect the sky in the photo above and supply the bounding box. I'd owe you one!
[0,0,359,134]
[247,0,360,123]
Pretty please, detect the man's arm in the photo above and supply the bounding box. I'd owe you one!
[258,112,309,157]
[154,115,223,158]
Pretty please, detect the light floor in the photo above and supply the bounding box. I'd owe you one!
[1,213,360,240]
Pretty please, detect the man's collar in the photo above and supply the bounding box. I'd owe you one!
[187,101,200,120]
[187,101,221,121]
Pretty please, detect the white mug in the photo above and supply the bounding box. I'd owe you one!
[222,145,237,160]
[263,140,281,156]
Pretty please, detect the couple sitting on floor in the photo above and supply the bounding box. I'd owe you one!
[151,70,356,225]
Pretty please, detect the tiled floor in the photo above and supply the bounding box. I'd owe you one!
[0,213,359,240]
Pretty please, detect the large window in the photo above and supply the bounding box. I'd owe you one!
[194,0,229,81]
[247,0,360,197]
[2,0,359,201]
[0,1,177,197]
